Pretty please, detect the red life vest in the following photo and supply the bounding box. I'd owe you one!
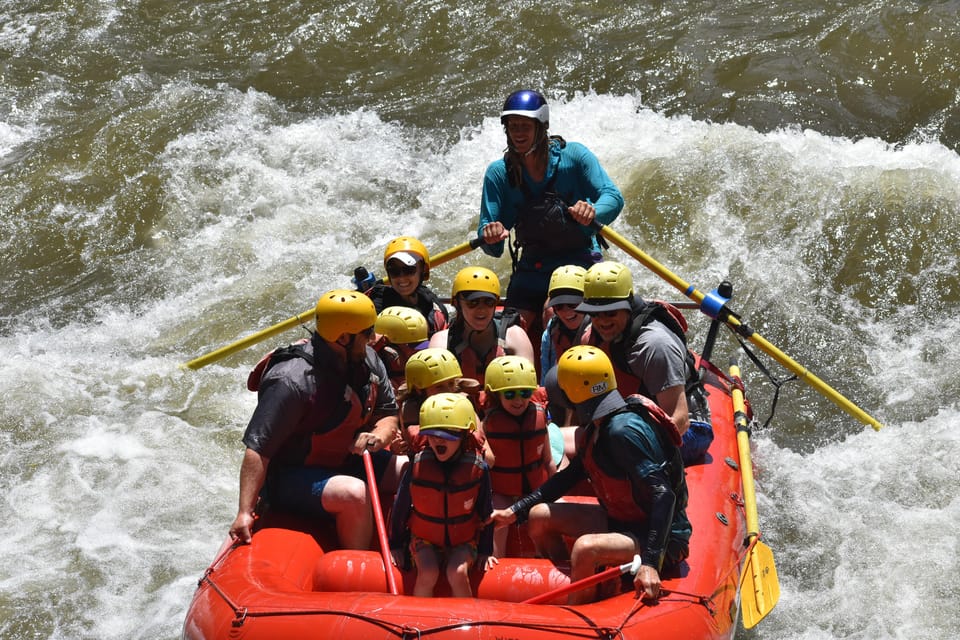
[483,402,549,497]
[303,381,379,468]
[450,336,505,386]
[580,394,682,523]
[408,448,486,547]
[372,336,417,393]
[246,338,310,392]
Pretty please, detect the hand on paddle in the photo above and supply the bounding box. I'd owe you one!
[481,221,509,244]
[634,564,662,601]
[567,200,596,225]
[352,431,389,454]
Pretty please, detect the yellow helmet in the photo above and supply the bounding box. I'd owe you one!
[579,261,634,313]
[556,345,617,404]
[383,236,430,280]
[485,356,538,393]
[452,266,500,300]
[405,347,463,390]
[419,392,477,434]
[546,265,587,308]
[314,289,377,342]
[374,306,428,345]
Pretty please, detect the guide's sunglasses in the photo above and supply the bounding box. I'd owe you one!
[587,309,621,319]
[462,297,497,309]
[386,264,419,278]
[501,389,533,400]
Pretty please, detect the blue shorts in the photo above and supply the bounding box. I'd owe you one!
[264,448,393,520]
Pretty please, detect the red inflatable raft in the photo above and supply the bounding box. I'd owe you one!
[183,360,758,640]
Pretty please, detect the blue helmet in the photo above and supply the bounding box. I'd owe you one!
[500,90,549,126]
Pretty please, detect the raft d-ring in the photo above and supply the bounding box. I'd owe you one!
[231,607,248,627]
[401,626,422,640]
[715,512,729,526]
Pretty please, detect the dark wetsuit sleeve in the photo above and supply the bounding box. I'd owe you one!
[242,374,308,458]
[389,465,413,553]
[476,467,495,557]
[606,423,677,569]
[508,456,587,523]
[635,468,677,569]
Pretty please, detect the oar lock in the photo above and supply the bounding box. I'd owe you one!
[700,281,733,320]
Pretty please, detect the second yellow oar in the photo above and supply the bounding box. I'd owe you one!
[595,222,882,431]
[183,237,482,369]
[730,361,780,628]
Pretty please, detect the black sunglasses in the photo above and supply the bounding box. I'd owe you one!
[554,303,581,311]
[463,297,497,309]
[386,264,419,278]
[588,309,621,319]
[501,389,533,400]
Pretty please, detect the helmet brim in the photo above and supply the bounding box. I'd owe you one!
[420,428,462,441]
[576,299,632,314]
[547,293,585,309]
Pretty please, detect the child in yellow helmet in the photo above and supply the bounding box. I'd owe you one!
[389,393,497,597]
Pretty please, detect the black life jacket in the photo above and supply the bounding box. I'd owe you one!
[367,283,450,336]
[505,138,592,257]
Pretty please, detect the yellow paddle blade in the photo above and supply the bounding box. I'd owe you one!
[739,540,780,629]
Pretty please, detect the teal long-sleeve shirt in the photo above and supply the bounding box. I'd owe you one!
[478,139,623,262]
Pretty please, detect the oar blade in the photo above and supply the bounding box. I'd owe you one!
[740,540,780,629]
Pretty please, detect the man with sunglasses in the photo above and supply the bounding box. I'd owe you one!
[230,289,401,550]
[366,236,449,337]
[576,262,713,463]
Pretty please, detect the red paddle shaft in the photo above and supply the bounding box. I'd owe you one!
[522,555,642,605]
[362,449,399,595]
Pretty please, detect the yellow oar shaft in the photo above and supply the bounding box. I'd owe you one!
[730,362,780,627]
[730,363,760,536]
[597,224,882,431]
[430,237,482,265]
[183,238,482,370]
[184,309,316,370]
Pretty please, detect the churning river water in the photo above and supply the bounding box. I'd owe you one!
[1,2,958,638]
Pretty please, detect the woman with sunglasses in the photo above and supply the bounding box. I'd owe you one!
[476,90,623,340]
[576,262,714,464]
[428,266,535,387]
[366,236,449,337]
[482,356,558,558]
